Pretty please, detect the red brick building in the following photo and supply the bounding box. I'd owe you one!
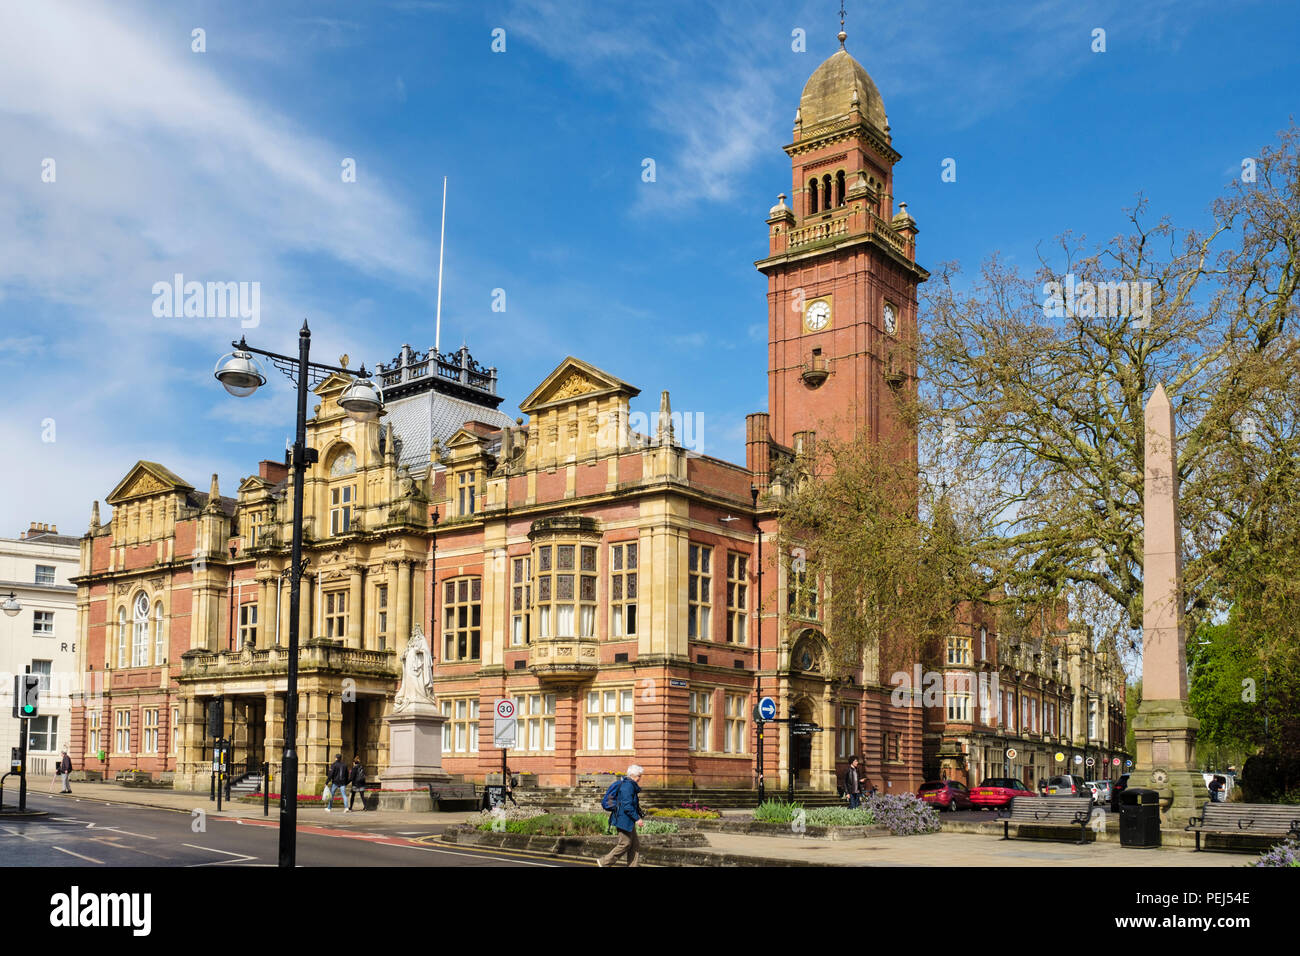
[70,36,930,796]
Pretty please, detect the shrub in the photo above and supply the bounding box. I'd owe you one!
[679,801,715,813]
[753,799,802,824]
[1255,839,1300,867]
[649,807,721,819]
[473,812,678,836]
[805,806,876,827]
[862,792,940,835]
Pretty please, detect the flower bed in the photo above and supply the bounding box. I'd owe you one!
[1255,838,1300,867]
[470,810,679,836]
[862,792,940,835]
[648,807,722,820]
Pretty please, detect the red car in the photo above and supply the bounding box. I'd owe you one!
[969,777,1038,810]
[916,780,973,811]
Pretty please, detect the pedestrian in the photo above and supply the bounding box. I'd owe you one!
[597,764,645,867]
[347,755,366,812]
[1208,774,1225,803]
[58,748,73,793]
[1038,778,1048,796]
[504,766,519,808]
[325,753,349,812]
[844,756,862,810]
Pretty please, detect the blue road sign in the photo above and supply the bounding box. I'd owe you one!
[758,697,777,721]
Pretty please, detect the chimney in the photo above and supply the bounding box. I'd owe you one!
[258,460,289,484]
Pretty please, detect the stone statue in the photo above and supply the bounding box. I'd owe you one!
[393,624,436,712]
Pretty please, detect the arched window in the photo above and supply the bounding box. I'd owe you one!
[822,175,833,212]
[836,170,846,207]
[154,602,166,665]
[132,593,149,667]
[807,178,819,214]
[117,607,127,668]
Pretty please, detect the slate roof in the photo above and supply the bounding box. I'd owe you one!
[384,388,515,470]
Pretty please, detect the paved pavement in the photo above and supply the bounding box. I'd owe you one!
[5,777,1252,867]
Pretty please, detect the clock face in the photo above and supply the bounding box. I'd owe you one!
[804,300,831,332]
[883,303,897,335]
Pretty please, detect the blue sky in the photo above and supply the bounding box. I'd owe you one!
[1,0,1297,536]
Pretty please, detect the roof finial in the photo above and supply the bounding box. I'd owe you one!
[838,0,847,48]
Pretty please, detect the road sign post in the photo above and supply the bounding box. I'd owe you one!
[755,697,776,806]
[493,699,517,810]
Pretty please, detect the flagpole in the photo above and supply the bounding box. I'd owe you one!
[435,176,447,354]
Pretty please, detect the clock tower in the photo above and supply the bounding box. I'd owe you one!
[753,27,928,462]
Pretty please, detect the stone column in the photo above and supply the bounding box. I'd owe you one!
[257,579,272,645]
[348,567,363,649]
[395,560,412,649]
[178,696,203,791]
[264,691,284,771]
[1131,383,1201,823]
[386,562,400,652]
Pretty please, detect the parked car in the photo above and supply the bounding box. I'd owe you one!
[1109,773,1131,812]
[916,780,973,811]
[1046,774,1091,797]
[1086,779,1112,805]
[969,777,1037,810]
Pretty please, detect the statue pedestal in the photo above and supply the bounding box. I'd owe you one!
[1131,698,1202,826]
[382,704,451,790]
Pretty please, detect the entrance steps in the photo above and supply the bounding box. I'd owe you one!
[229,774,264,796]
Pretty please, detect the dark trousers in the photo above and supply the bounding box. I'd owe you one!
[848,791,861,809]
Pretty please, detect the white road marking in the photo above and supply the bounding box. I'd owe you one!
[181,843,258,865]
[396,844,557,866]
[100,827,157,840]
[53,846,104,864]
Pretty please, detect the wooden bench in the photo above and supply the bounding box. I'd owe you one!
[1002,796,1095,845]
[1186,802,1300,852]
[428,782,479,811]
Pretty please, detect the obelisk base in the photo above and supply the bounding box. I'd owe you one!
[382,706,452,790]
[1131,699,1202,825]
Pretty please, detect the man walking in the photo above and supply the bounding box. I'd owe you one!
[58,748,72,793]
[598,764,645,867]
[325,753,349,812]
[347,755,366,812]
[844,756,861,809]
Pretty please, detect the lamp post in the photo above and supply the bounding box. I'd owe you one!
[750,484,763,805]
[215,320,382,868]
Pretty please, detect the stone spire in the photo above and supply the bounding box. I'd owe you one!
[204,473,222,513]
[656,390,675,446]
[1131,381,1202,824]
[1142,383,1187,699]
[89,500,100,533]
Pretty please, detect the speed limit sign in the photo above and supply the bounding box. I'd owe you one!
[493,698,517,748]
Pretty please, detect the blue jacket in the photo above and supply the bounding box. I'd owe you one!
[608,777,642,832]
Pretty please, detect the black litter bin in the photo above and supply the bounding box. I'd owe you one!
[1119,788,1161,847]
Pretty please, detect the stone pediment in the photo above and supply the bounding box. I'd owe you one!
[106,461,194,505]
[518,357,640,414]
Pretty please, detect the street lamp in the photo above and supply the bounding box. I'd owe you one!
[2,591,21,617]
[215,320,382,868]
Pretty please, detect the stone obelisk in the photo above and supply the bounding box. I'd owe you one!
[1131,383,1201,823]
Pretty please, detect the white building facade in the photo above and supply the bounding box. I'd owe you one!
[0,523,80,773]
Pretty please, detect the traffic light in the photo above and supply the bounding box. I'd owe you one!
[11,674,39,719]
